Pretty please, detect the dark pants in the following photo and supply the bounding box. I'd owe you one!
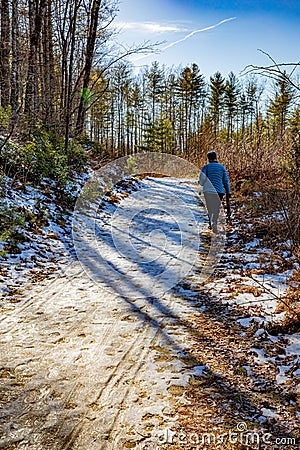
[203,192,224,231]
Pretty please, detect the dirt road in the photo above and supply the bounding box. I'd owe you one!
[0,178,213,449]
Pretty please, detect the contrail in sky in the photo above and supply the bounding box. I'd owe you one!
[163,17,237,50]
[132,17,236,62]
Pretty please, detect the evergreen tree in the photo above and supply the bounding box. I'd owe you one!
[286,108,300,185]
[267,73,294,142]
[176,64,207,151]
[128,82,145,153]
[224,72,240,141]
[145,61,164,123]
[209,71,225,137]
[141,114,174,153]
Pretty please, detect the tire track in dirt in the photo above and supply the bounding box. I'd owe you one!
[0,177,208,449]
[1,267,116,446]
[63,320,160,450]
[0,262,84,334]
[0,271,195,449]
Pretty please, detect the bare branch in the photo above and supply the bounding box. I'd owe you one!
[92,40,162,84]
[242,49,300,92]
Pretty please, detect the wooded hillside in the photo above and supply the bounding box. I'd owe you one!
[0,1,299,167]
[0,0,299,249]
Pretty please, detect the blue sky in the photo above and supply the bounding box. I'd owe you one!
[113,0,300,79]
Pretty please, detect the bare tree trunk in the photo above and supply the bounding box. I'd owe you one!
[0,0,11,108]
[41,0,55,127]
[24,0,46,120]
[76,0,102,135]
[64,0,80,153]
[10,0,20,116]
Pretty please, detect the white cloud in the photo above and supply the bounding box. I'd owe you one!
[114,21,186,34]
[131,17,237,63]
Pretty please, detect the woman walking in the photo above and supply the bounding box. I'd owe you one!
[199,150,231,233]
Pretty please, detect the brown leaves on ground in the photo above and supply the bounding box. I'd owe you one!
[224,283,264,298]
[166,191,300,449]
[166,296,299,449]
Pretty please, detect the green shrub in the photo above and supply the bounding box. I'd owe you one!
[0,201,49,255]
[0,203,27,254]
[67,140,88,173]
[88,142,107,157]
[0,105,11,130]
[0,128,88,188]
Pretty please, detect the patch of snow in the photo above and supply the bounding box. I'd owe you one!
[264,312,287,330]
[276,365,293,384]
[237,317,253,328]
[207,269,292,316]
[260,407,277,419]
[285,335,300,357]
[232,292,277,313]
[281,251,291,259]
[265,332,281,344]
[254,328,265,337]
[252,271,292,295]
[243,365,252,376]
[0,173,91,299]
[251,347,275,365]
[191,365,208,377]
[244,238,260,249]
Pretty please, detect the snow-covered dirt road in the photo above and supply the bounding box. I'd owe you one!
[2,176,299,450]
[0,177,215,449]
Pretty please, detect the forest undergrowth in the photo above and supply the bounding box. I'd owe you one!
[231,181,300,332]
[163,182,300,450]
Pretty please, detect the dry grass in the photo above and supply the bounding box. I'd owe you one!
[230,185,300,334]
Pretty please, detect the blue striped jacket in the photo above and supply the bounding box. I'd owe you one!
[199,161,230,194]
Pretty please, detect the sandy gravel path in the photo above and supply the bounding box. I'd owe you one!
[0,178,211,449]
